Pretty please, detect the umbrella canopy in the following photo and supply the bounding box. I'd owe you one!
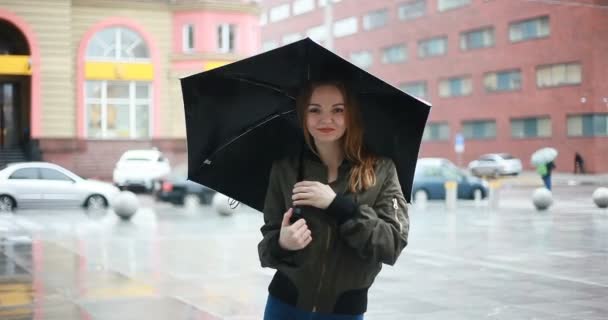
[531,147,558,166]
[181,38,431,211]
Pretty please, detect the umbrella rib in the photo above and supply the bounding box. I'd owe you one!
[231,76,296,100]
[200,109,296,168]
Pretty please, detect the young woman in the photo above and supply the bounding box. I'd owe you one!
[258,81,409,319]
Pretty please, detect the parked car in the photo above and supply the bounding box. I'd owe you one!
[113,149,171,192]
[412,158,489,201]
[468,153,523,177]
[0,162,120,212]
[154,164,216,206]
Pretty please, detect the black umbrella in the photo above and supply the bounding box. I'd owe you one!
[181,38,430,211]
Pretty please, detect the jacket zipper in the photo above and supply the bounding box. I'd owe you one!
[393,198,403,232]
[312,224,332,312]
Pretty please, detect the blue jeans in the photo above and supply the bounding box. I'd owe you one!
[542,175,552,190]
[263,295,364,320]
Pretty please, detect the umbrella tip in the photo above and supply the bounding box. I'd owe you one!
[204,159,212,165]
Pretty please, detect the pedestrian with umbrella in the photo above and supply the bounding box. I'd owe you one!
[181,39,430,319]
[531,147,558,190]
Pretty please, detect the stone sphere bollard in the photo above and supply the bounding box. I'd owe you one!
[212,193,234,216]
[532,188,553,211]
[112,191,139,220]
[592,187,608,209]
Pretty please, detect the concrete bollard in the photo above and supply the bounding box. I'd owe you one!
[414,190,428,210]
[532,188,553,211]
[488,181,501,209]
[444,180,458,210]
[112,191,139,220]
[474,188,483,207]
[212,193,235,216]
[592,187,608,209]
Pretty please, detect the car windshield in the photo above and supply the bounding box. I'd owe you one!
[498,153,514,159]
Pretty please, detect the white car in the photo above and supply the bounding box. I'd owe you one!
[0,162,120,212]
[113,149,171,192]
[468,153,523,177]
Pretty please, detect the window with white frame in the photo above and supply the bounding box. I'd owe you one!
[333,17,358,38]
[270,4,290,22]
[282,33,302,45]
[423,122,449,141]
[536,62,581,88]
[462,120,496,140]
[511,117,551,138]
[182,24,194,52]
[484,70,521,92]
[350,50,373,69]
[400,81,428,100]
[260,12,268,26]
[307,25,328,43]
[399,0,426,21]
[510,16,550,42]
[439,76,472,97]
[217,24,236,53]
[363,9,389,31]
[438,0,471,12]
[382,44,407,64]
[460,27,494,50]
[318,0,341,7]
[293,0,314,15]
[85,81,151,139]
[418,36,447,58]
[86,27,150,61]
[567,114,608,137]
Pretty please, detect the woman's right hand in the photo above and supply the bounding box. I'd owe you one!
[279,208,312,251]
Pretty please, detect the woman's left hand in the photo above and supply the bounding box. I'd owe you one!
[292,181,336,210]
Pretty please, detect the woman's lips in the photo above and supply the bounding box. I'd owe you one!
[317,128,335,133]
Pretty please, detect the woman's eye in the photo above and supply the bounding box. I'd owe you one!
[308,108,320,113]
[333,108,344,113]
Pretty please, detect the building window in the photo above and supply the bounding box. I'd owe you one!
[438,0,471,12]
[439,76,471,97]
[511,117,551,138]
[510,16,550,42]
[182,24,194,52]
[567,114,608,137]
[318,0,341,7]
[260,12,268,26]
[307,25,328,43]
[400,81,428,100]
[350,50,373,69]
[217,24,236,53]
[86,27,150,61]
[398,0,426,21]
[537,62,581,88]
[282,33,302,45]
[418,36,447,58]
[423,122,449,141]
[460,27,494,50]
[363,9,389,31]
[333,17,358,38]
[382,44,407,64]
[484,70,521,92]
[86,80,151,139]
[293,0,314,15]
[270,4,290,22]
[463,120,496,140]
[262,40,279,52]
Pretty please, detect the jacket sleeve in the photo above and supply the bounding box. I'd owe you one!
[258,161,299,268]
[336,160,409,266]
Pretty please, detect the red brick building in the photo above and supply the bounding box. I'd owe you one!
[259,0,608,173]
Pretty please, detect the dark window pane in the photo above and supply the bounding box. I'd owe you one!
[40,168,73,182]
[9,168,39,179]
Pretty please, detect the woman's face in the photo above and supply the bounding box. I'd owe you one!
[306,85,347,145]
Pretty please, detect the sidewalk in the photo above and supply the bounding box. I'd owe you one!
[495,171,608,188]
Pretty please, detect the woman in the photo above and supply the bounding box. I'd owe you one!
[258,81,409,319]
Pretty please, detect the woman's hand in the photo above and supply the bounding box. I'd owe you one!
[292,181,336,210]
[279,208,312,251]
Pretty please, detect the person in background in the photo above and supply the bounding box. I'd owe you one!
[574,152,585,174]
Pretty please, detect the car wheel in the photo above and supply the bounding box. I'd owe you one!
[85,194,108,210]
[0,195,16,212]
[414,189,429,202]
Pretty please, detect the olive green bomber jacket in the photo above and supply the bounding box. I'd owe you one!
[258,151,409,314]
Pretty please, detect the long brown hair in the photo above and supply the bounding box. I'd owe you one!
[296,81,377,193]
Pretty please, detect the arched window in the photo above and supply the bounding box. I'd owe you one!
[84,27,152,139]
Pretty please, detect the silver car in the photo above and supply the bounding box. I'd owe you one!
[468,153,523,177]
[0,162,120,212]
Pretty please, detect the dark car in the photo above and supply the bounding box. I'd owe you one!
[155,164,216,206]
[412,158,489,201]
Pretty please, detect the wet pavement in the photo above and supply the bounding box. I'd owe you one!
[0,185,607,319]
